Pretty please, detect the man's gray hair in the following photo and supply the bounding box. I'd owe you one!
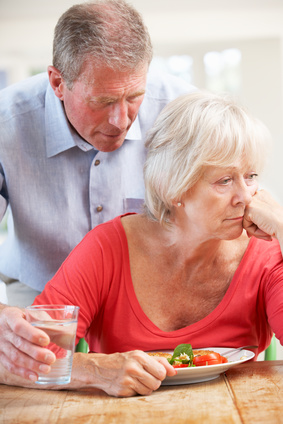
[53,0,153,87]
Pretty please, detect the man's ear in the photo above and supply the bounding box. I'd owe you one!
[48,65,64,100]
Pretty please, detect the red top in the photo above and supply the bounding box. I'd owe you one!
[34,215,283,358]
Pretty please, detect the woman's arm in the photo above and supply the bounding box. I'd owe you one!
[0,348,176,397]
[243,189,283,254]
[69,351,176,397]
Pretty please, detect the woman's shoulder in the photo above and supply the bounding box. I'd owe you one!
[242,237,283,272]
[87,214,131,241]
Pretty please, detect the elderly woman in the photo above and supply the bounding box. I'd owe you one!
[0,92,282,397]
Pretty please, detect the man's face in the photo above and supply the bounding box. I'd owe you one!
[51,62,148,152]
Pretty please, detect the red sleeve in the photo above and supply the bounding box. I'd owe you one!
[33,218,121,344]
[264,252,283,345]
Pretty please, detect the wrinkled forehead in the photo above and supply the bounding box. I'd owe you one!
[77,58,149,85]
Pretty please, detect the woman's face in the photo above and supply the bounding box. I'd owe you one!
[181,161,259,241]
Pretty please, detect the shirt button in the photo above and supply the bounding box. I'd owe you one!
[95,159,100,166]
[96,205,103,212]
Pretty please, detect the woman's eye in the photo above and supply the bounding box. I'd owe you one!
[247,173,258,179]
[245,173,258,182]
[219,178,232,185]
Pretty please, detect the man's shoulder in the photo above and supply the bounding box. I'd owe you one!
[145,69,197,101]
[0,73,49,119]
[137,70,197,133]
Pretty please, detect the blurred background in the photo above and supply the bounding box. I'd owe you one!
[0,0,283,357]
[0,0,283,204]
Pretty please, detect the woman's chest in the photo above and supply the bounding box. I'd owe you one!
[131,265,234,332]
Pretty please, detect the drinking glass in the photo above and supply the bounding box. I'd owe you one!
[25,304,79,385]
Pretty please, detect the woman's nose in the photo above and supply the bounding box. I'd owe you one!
[108,102,128,130]
[233,180,255,205]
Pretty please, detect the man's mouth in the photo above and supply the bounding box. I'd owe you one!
[100,131,126,139]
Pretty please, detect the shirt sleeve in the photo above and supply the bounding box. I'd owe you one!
[0,168,8,221]
[264,255,283,345]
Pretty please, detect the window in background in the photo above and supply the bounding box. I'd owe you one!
[203,48,242,94]
[0,70,8,89]
[150,55,193,84]
[29,68,46,77]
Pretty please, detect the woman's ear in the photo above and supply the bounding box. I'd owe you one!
[48,66,64,100]
[172,200,184,207]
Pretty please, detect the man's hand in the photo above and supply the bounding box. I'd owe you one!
[0,305,56,381]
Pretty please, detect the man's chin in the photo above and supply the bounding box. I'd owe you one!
[87,134,127,152]
[85,138,125,152]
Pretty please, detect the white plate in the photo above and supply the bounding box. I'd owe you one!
[156,347,255,385]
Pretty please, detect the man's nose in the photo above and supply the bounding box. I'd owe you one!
[108,102,129,130]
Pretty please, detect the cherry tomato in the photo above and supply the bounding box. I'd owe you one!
[193,352,223,367]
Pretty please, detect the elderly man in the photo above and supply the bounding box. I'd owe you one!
[0,0,195,306]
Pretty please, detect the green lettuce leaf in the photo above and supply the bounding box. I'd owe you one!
[168,343,194,365]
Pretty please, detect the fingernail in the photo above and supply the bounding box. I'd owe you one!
[45,353,55,364]
[39,337,49,346]
[29,374,38,382]
[39,364,51,374]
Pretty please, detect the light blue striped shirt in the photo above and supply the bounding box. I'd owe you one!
[0,71,195,290]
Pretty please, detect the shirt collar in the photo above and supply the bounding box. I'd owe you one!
[45,84,142,158]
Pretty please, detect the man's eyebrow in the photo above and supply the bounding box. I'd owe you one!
[88,90,146,104]
[128,89,146,98]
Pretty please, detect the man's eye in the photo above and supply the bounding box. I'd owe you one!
[127,95,143,103]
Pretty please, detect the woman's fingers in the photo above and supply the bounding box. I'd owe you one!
[0,306,56,379]
[119,351,177,396]
[76,350,176,397]
[0,348,52,381]
[244,189,282,240]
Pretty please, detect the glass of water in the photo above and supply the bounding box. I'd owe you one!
[25,304,80,385]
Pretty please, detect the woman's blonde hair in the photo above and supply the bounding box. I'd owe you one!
[143,91,272,225]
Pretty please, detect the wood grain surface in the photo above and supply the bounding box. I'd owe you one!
[1,361,282,424]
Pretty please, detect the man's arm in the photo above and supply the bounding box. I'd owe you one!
[0,170,8,221]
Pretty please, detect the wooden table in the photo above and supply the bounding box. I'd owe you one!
[1,361,283,424]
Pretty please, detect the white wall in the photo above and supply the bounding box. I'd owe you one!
[143,5,283,203]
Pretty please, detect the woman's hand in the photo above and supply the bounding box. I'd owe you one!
[70,350,177,397]
[0,305,56,382]
[243,190,283,247]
